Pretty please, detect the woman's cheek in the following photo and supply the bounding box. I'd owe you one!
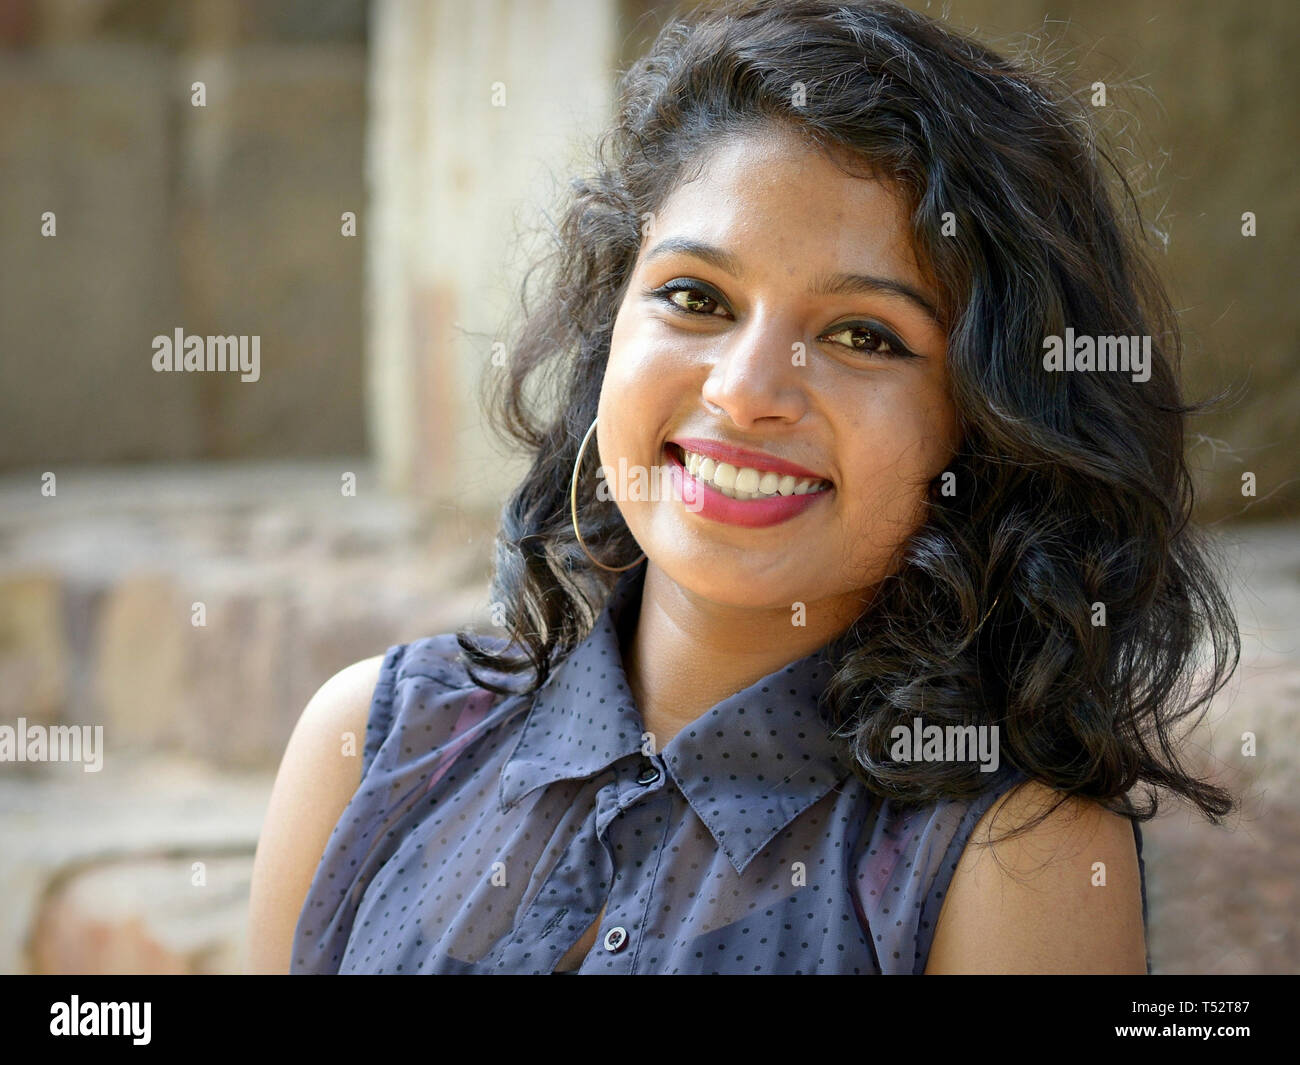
[840,407,944,524]
[607,326,686,398]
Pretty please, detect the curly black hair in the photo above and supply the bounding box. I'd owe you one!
[456,0,1241,836]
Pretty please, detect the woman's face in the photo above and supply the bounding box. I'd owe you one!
[598,123,959,622]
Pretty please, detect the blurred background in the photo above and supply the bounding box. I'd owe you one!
[0,0,1296,974]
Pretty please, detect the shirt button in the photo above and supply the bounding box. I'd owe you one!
[635,760,660,786]
[603,926,629,953]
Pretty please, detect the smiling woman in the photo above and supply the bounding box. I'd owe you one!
[249,0,1241,976]
[598,128,958,667]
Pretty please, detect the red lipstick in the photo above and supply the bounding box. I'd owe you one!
[668,437,829,483]
[664,444,832,529]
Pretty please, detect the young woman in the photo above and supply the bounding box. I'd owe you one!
[249,0,1239,974]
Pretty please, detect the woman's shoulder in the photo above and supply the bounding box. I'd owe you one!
[924,778,1148,973]
[849,768,1028,972]
[247,652,389,972]
[381,633,496,686]
[283,635,497,783]
[375,632,520,690]
[360,632,522,778]
[849,772,1145,974]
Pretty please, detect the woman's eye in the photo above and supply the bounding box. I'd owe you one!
[819,324,915,359]
[665,284,728,314]
[656,284,728,317]
[652,284,916,359]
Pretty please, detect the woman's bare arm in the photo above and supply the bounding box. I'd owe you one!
[925,779,1147,974]
[245,655,384,974]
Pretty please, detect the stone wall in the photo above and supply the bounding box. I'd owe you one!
[0,462,502,974]
[0,0,369,468]
[5,0,1293,521]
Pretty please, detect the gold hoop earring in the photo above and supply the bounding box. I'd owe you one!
[570,416,647,573]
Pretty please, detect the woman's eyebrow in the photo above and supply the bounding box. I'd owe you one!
[643,237,941,326]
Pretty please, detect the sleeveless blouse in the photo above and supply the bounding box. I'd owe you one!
[291,563,1149,974]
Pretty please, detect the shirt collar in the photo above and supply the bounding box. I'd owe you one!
[497,564,854,875]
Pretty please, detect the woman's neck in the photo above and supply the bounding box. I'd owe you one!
[619,563,869,751]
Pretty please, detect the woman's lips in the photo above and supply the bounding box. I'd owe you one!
[668,436,831,484]
[663,444,832,529]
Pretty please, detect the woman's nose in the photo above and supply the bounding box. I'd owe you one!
[700,315,811,428]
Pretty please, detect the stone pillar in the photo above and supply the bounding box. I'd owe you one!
[366,0,619,508]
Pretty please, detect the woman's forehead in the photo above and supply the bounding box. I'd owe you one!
[645,142,930,295]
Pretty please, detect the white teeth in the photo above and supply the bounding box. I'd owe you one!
[677,447,830,499]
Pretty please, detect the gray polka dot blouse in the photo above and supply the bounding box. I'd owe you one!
[291,564,1149,974]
